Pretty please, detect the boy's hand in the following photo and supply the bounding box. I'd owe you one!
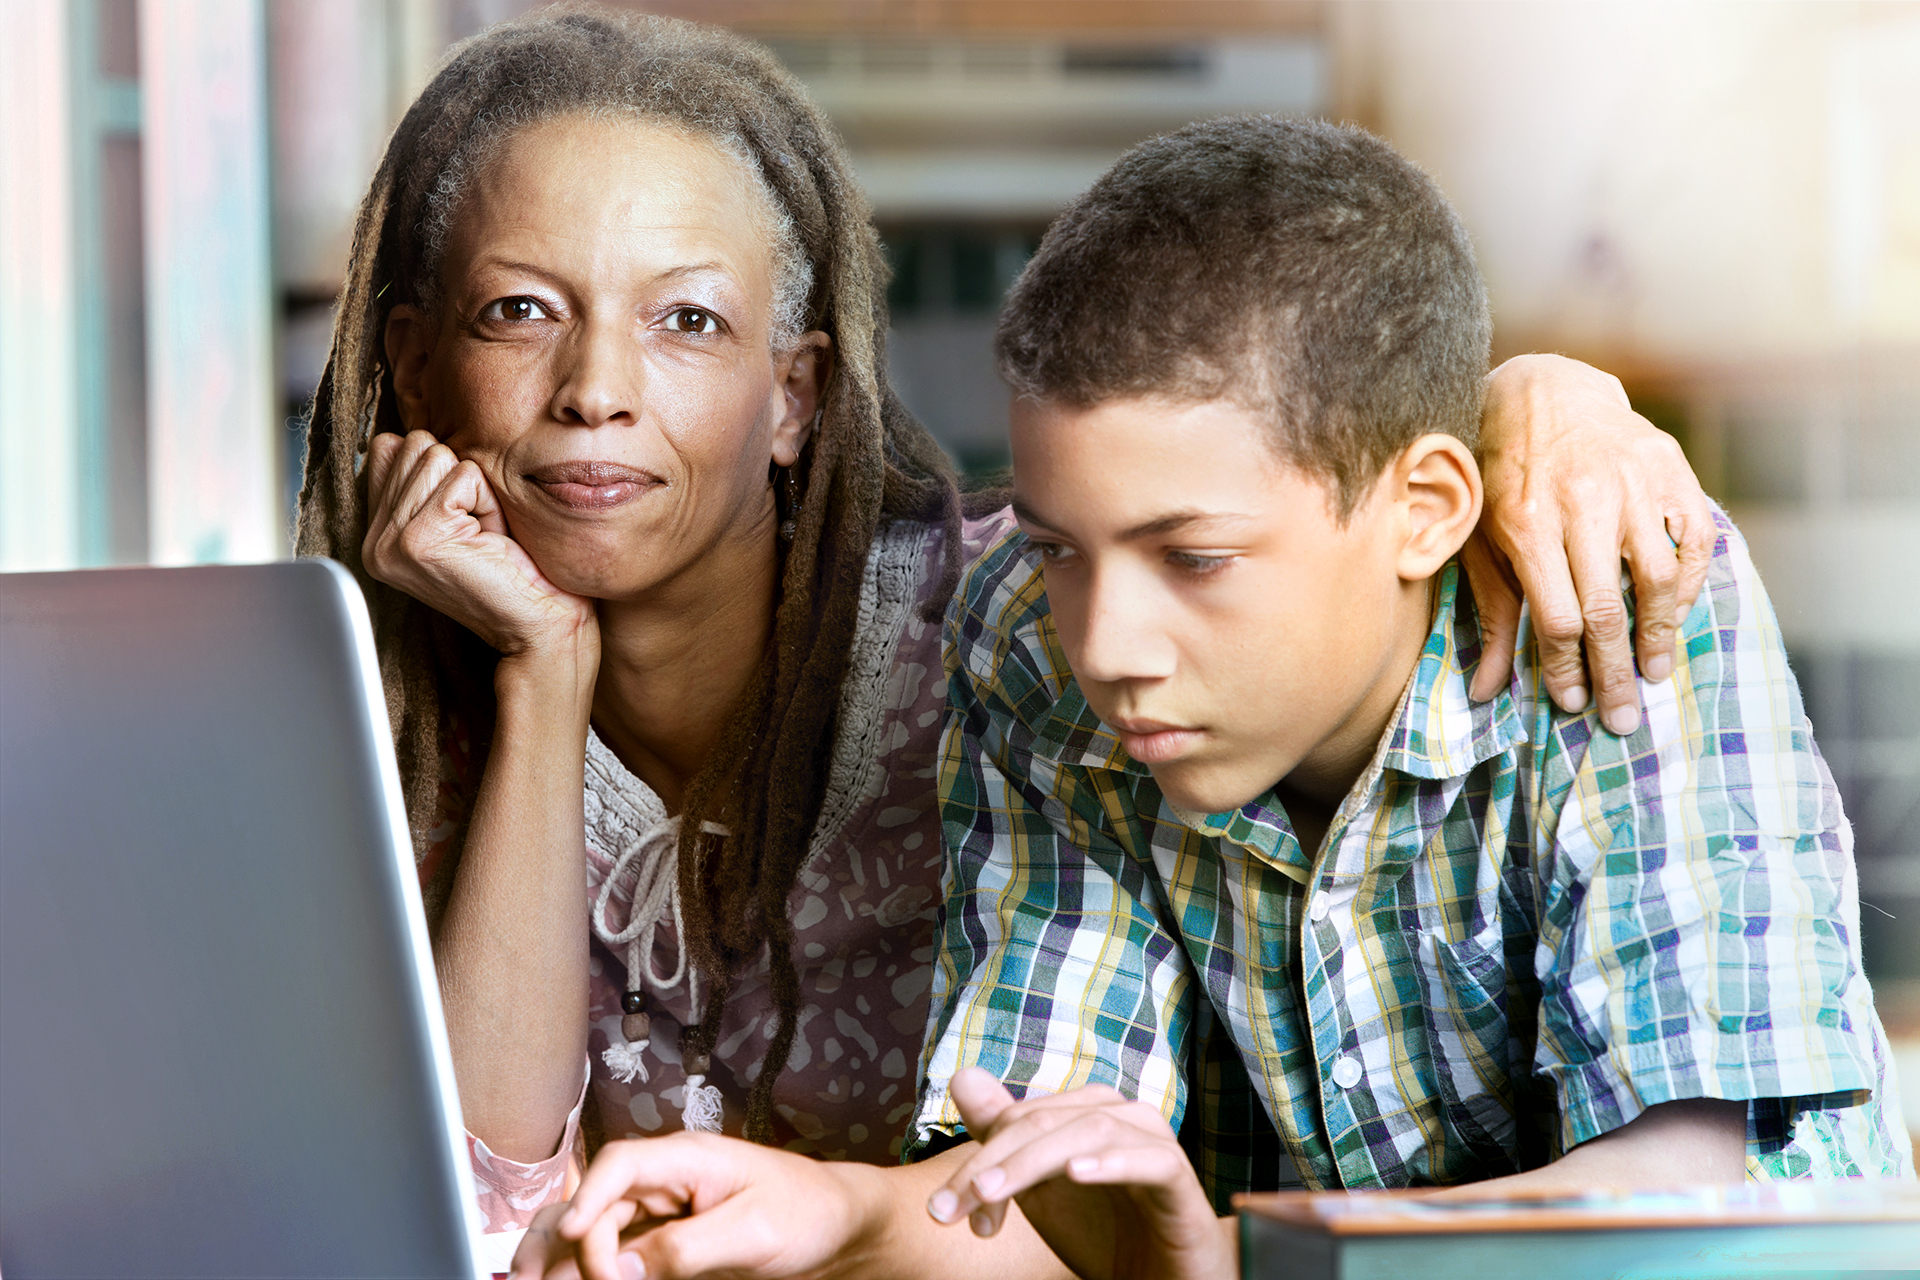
[1469,354,1715,736]
[927,1068,1233,1280]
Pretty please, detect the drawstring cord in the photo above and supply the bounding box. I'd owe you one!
[590,813,728,1132]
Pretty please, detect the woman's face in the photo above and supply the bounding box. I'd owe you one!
[384,114,826,601]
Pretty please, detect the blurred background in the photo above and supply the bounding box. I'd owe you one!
[2,0,1916,1138]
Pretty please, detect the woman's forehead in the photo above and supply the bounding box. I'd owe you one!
[454,113,775,276]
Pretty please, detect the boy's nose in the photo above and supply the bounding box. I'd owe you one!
[1069,572,1177,685]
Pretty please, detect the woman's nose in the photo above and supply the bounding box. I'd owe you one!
[551,317,640,427]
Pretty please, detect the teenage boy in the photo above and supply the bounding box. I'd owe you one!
[909,116,1910,1278]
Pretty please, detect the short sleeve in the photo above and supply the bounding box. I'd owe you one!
[465,1062,588,1232]
[1527,516,1882,1159]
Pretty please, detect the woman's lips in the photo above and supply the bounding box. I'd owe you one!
[1110,719,1204,764]
[525,462,660,511]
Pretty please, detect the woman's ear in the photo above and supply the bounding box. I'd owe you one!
[1394,434,1484,581]
[771,331,833,468]
[383,305,436,434]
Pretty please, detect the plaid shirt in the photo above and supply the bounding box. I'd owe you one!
[913,512,1911,1202]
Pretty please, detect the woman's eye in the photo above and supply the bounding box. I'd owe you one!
[482,296,551,323]
[666,307,721,334]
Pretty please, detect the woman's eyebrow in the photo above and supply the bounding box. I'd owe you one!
[651,261,737,285]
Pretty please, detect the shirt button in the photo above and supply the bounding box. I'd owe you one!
[1331,1056,1363,1089]
[1309,890,1330,922]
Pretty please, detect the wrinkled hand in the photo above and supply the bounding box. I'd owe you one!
[510,1132,877,1280]
[1468,354,1715,735]
[362,429,596,657]
[927,1069,1231,1280]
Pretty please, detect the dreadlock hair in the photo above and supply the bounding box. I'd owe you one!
[293,5,967,1146]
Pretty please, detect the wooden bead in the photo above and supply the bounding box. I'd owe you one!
[621,1012,651,1043]
[684,1051,711,1076]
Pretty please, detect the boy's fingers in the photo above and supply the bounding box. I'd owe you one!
[933,1080,1135,1222]
[626,1199,779,1280]
[957,1104,1175,1213]
[1461,534,1521,702]
[562,1141,678,1238]
[948,1066,1020,1136]
[973,1117,1182,1217]
[509,1202,577,1280]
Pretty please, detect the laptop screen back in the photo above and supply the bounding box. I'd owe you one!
[1,561,478,1278]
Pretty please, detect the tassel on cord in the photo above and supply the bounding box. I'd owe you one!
[681,1073,725,1132]
[590,815,732,1132]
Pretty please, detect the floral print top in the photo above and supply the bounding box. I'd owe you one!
[424,512,1015,1231]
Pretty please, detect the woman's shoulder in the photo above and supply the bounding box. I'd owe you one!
[886,504,1019,617]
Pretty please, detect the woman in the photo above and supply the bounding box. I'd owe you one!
[295,6,1711,1244]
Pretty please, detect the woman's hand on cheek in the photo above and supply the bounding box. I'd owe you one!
[363,429,597,661]
[1470,354,1715,736]
[929,1068,1233,1280]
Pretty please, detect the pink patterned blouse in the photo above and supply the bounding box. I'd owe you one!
[422,512,1015,1231]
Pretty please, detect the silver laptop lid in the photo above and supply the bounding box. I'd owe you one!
[1,561,480,1278]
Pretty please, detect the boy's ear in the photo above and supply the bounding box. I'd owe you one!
[771,331,833,468]
[383,305,436,434]
[1394,434,1483,581]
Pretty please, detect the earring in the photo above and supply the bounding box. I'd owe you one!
[776,463,801,544]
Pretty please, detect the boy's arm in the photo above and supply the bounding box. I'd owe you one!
[1526,509,1897,1176]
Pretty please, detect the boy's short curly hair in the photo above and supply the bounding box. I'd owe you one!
[995,115,1492,518]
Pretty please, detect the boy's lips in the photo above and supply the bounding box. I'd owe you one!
[1108,717,1204,764]
[526,461,660,510]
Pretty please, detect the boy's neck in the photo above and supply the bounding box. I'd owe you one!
[1276,576,1439,823]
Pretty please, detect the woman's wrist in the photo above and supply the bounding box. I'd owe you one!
[493,630,600,724]
[1481,353,1630,453]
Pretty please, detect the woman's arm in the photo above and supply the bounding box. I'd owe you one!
[363,428,601,1162]
[1470,354,1716,736]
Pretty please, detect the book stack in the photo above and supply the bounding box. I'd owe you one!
[1236,1180,1920,1279]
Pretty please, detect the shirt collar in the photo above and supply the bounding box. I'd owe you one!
[1376,561,1528,781]
[1024,560,1526,841]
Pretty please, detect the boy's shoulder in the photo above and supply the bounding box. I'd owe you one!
[947,525,1058,689]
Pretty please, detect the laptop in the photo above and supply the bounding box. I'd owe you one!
[1,561,483,1278]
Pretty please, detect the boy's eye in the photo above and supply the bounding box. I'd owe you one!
[481,296,551,323]
[665,306,721,334]
[1168,551,1233,576]
[1030,540,1078,568]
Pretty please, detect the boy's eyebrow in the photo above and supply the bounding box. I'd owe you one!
[1012,498,1254,542]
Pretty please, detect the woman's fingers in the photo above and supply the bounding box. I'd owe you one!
[1499,506,1592,718]
[1461,532,1523,702]
[1561,506,1641,735]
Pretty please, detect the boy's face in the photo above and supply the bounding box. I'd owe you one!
[1009,394,1435,815]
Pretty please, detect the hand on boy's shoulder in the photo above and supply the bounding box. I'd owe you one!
[925,1068,1235,1280]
